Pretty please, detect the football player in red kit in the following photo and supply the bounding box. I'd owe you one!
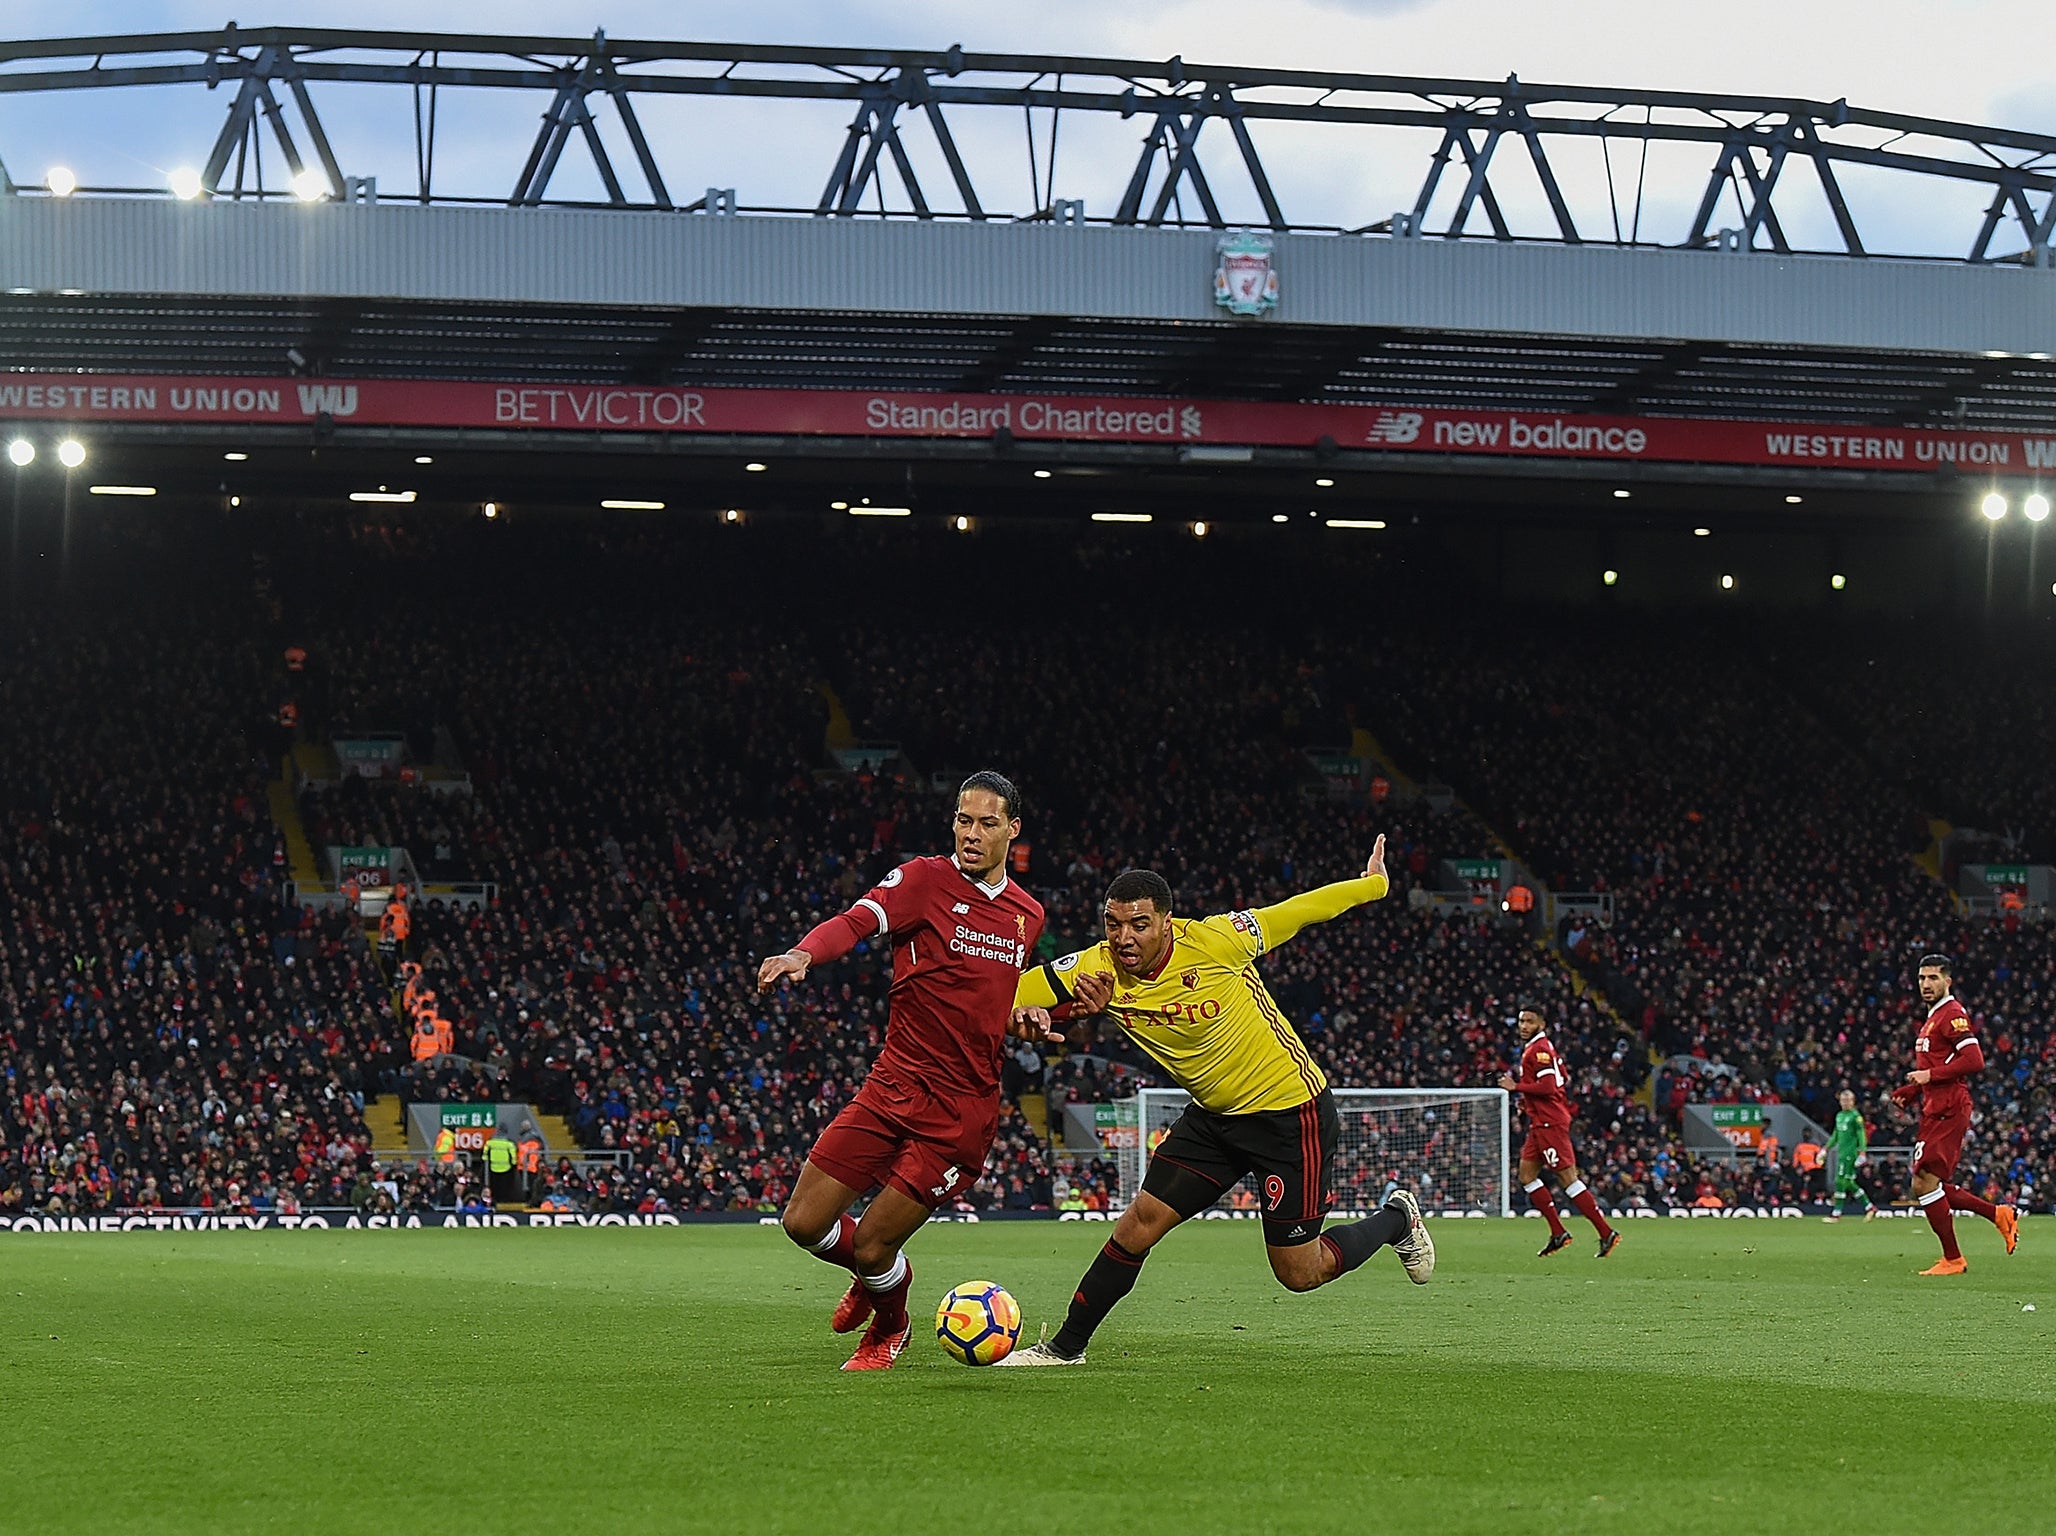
[757,771,1045,1369]
[1498,1001,1620,1259]
[1889,954,2019,1275]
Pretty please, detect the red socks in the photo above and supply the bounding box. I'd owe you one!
[1524,1179,1567,1237]
[1563,1179,1616,1240]
[800,1212,860,1271]
[858,1251,912,1328]
[1945,1184,1998,1222]
[1919,1188,1962,1260]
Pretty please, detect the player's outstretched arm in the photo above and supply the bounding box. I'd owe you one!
[757,894,894,993]
[1247,834,1390,950]
[756,950,812,992]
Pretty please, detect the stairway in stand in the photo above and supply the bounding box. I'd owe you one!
[533,1112,578,1154]
[366,1094,410,1158]
[265,752,326,891]
[1016,1092,1049,1140]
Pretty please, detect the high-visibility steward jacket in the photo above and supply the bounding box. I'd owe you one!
[434,1127,457,1163]
[431,1016,454,1055]
[410,1019,441,1061]
[518,1137,543,1174]
[484,1134,517,1175]
[1795,1140,1824,1172]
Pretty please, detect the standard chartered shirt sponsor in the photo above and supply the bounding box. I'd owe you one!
[947,923,1026,966]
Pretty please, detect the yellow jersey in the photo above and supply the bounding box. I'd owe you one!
[1015,874,1387,1116]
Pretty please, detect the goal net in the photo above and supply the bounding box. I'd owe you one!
[1111,1087,1510,1218]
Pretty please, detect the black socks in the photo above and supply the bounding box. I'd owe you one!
[1049,1237,1145,1357]
[1319,1203,1409,1276]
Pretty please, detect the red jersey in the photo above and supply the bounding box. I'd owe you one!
[1903,995,1983,1117]
[799,854,1044,1105]
[1513,1033,1572,1132]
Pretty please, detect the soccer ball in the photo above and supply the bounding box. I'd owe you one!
[934,1281,1021,1366]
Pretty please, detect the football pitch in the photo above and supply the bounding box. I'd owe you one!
[2,1218,2050,1536]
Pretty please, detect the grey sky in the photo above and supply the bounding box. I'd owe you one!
[1,1,2049,256]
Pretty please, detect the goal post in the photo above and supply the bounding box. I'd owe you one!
[1112,1087,1511,1218]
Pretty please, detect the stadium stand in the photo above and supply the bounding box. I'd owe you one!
[2,511,2047,1218]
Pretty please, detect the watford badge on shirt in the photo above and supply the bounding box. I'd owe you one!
[1181,969,1199,990]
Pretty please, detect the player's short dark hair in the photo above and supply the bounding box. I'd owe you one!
[1516,997,1546,1018]
[1917,953,1952,975]
[1105,868,1174,913]
[957,770,1020,821]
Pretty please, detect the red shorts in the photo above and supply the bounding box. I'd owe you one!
[808,1074,996,1210]
[1914,1109,1968,1180]
[1521,1124,1578,1174]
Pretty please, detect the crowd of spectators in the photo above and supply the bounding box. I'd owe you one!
[0,542,395,1216]
[3,510,2049,1220]
[1359,612,2054,1209]
[1777,621,2056,861]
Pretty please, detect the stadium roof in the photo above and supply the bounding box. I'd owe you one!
[4,27,2054,509]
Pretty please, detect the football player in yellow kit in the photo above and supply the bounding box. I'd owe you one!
[1000,837,1433,1365]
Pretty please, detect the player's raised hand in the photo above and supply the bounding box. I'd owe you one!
[1070,968,1115,1015]
[1496,1071,1517,1092]
[756,949,811,993]
[1364,833,1388,882]
[1008,1005,1064,1044]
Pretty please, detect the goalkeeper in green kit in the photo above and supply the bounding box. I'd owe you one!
[1823,1088,1876,1221]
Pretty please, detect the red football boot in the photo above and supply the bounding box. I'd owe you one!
[841,1314,913,1371]
[840,1260,913,1370]
[831,1281,874,1335]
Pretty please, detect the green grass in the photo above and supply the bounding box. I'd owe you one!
[1,1216,2050,1535]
